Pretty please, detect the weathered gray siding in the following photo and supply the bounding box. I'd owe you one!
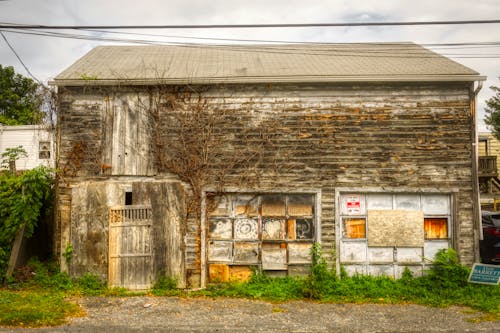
[56,82,476,287]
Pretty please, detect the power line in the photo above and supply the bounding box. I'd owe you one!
[0,31,41,83]
[1,19,500,30]
[4,26,500,51]
[2,28,500,59]
[81,28,500,50]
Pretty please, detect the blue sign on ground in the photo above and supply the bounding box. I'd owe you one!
[468,263,500,285]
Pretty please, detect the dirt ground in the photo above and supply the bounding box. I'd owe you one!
[0,296,499,332]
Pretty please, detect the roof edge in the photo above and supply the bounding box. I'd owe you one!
[50,74,486,86]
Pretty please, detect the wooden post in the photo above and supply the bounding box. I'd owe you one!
[5,224,26,279]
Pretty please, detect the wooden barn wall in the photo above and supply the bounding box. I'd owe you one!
[56,83,476,286]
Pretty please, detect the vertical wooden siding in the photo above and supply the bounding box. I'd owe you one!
[56,83,475,285]
[108,206,153,290]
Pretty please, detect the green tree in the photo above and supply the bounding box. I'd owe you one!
[484,85,500,140]
[0,65,44,125]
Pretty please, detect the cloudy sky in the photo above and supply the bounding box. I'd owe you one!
[0,0,499,130]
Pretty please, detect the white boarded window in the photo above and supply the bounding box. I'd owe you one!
[341,193,451,243]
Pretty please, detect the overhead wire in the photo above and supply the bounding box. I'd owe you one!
[1,18,499,82]
[0,19,500,29]
[0,31,41,83]
[1,28,500,59]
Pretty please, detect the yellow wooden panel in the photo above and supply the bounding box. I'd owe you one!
[344,218,366,238]
[229,266,253,282]
[209,264,229,282]
[287,219,296,240]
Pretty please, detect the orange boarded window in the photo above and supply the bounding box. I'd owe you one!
[424,218,448,239]
[344,218,366,238]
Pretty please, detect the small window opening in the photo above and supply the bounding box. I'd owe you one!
[125,191,133,205]
[39,141,51,159]
[343,218,366,239]
[424,218,448,239]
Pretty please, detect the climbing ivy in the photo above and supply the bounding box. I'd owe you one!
[0,166,55,276]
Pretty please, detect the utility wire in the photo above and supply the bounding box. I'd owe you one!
[2,28,500,59]
[82,28,500,50]
[1,19,500,30]
[0,31,41,83]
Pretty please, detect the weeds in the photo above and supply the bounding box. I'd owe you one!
[151,274,181,296]
[0,248,498,328]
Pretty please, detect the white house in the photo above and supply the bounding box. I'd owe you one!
[0,125,55,170]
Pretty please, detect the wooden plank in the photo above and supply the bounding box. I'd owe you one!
[5,224,26,279]
[108,206,153,289]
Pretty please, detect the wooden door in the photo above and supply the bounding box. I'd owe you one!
[108,206,153,289]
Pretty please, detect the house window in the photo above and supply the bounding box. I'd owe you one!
[39,141,51,159]
[207,193,316,279]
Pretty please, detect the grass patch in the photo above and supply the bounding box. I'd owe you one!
[0,291,82,327]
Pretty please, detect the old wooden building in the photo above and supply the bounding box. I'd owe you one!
[52,43,485,289]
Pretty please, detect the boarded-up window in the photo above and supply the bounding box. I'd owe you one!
[424,218,448,239]
[343,218,366,239]
[207,193,316,280]
[288,195,314,216]
[340,193,451,244]
[368,210,424,247]
[261,195,286,216]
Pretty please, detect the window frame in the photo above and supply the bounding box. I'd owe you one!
[201,190,321,287]
[339,192,452,242]
[38,141,51,160]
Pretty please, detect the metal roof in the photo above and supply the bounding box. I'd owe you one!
[52,43,485,86]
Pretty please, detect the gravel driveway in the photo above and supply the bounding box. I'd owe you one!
[0,297,498,332]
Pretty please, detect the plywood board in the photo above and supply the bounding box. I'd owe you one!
[209,264,229,282]
[288,243,312,264]
[209,196,230,216]
[229,266,253,282]
[261,195,286,216]
[288,195,313,216]
[262,219,286,240]
[233,195,259,216]
[209,218,232,239]
[287,219,296,240]
[234,218,258,240]
[233,242,259,263]
[295,219,313,239]
[262,243,287,270]
[367,210,424,247]
[208,241,232,262]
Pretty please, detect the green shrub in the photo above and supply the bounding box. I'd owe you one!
[151,274,181,296]
[302,242,336,299]
[0,166,55,277]
[425,248,470,288]
[12,259,73,291]
[75,273,106,295]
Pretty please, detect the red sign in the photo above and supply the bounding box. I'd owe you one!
[346,195,361,214]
